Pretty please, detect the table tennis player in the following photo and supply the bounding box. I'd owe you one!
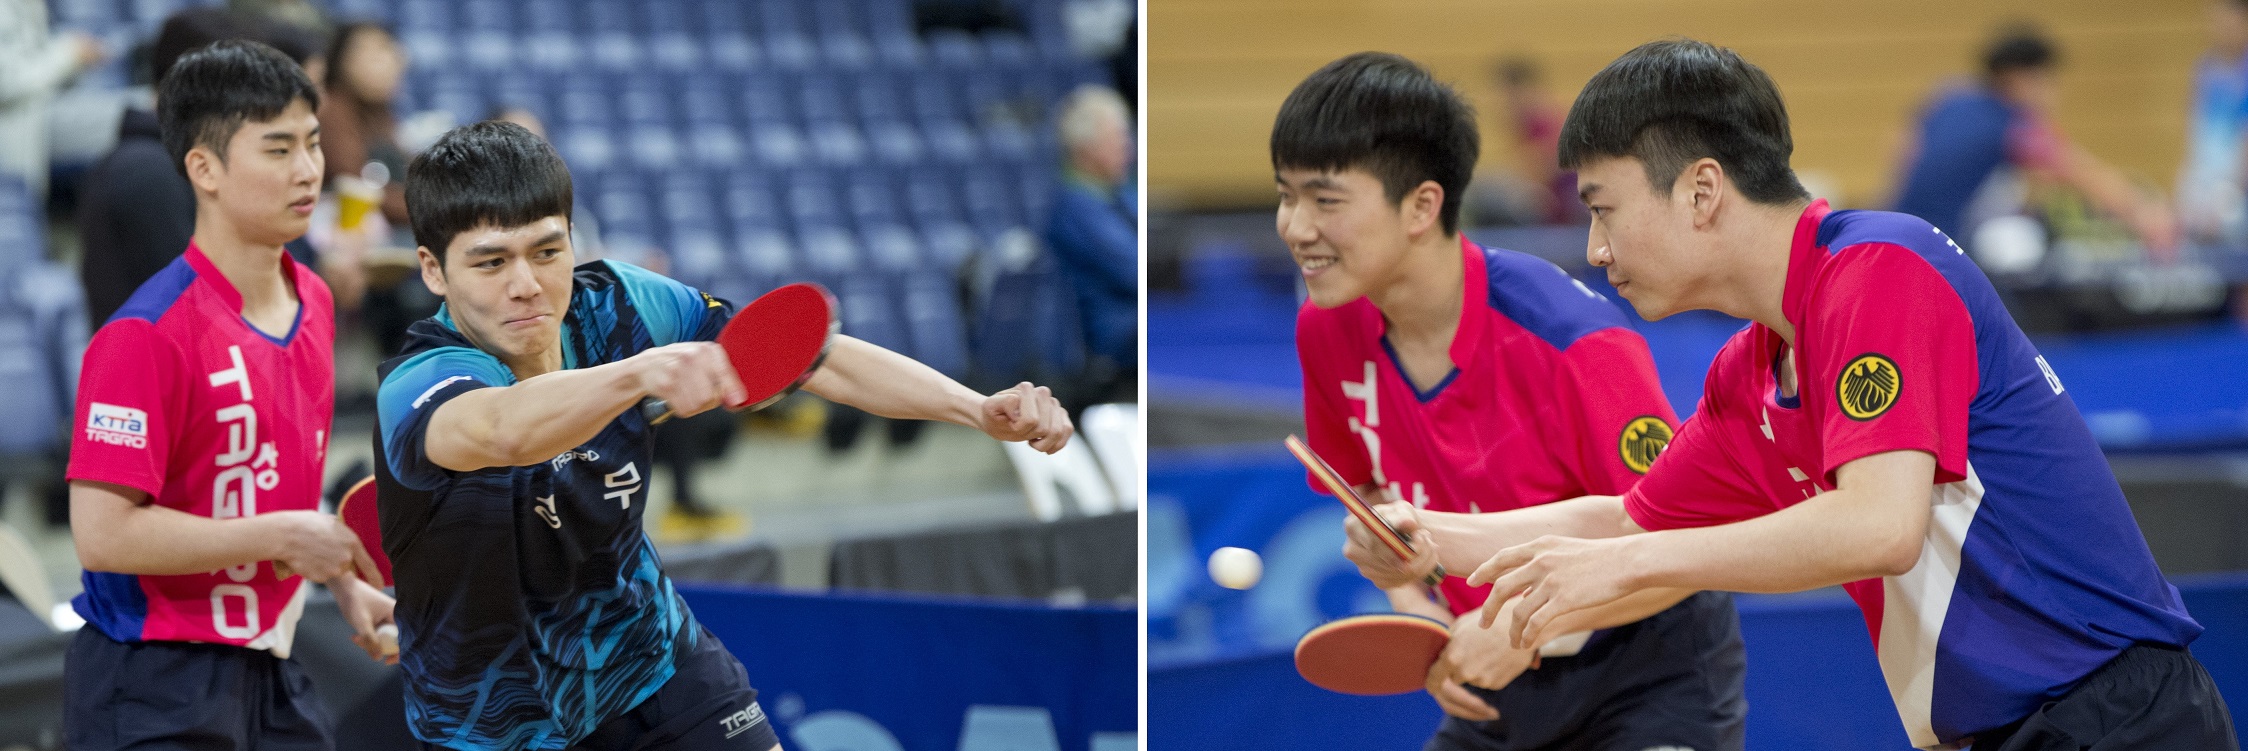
[1279,51,1749,750]
[63,40,395,751]
[372,120,1074,751]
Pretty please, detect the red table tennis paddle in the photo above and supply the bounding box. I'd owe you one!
[643,282,839,424]
[1284,435,1447,587]
[334,476,389,588]
[1295,613,1453,695]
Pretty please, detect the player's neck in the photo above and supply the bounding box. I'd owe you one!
[190,216,299,327]
[1704,200,1805,347]
[1368,231,1464,347]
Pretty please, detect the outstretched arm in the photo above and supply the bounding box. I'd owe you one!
[801,335,1074,453]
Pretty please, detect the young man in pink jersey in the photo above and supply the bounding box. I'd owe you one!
[1352,40,2233,750]
[1279,52,1747,750]
[63,40,395,750]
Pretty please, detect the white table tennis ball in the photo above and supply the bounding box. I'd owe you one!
[1208,546,1263,590]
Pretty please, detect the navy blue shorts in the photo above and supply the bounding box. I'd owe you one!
[413,625,776,751]
[1968,643,2237,751]
[1426,590,1748,751]
[64,627,335,751]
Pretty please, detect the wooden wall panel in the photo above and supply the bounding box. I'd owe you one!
[1148,0,2205,210]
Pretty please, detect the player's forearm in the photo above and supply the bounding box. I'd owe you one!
[801,336,983,428]
[72,481,287,575]
[1386,584,1453,621]
[1425,495,1633,576]
[1537,587,1696,636]
[1627,488,1924,594]
[427,362,643,470]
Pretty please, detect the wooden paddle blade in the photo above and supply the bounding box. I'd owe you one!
[1284,435,1447,586]
[1294,614,1452,696]
[335,477,391,588]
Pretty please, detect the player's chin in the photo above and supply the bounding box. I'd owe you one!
[1302,278,1360,309]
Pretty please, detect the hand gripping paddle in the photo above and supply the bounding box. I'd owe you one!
[642,282,839,424]
[1294,613,1453,695]
[1284,435,1447,586]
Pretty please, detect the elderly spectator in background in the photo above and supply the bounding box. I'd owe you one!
[1045,84,1135,398]
[1893,24,2178,261]
[0,0,105,199]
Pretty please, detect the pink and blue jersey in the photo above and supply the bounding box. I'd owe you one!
[1623,200,2200,748]
[66,243,335,655]
[1300,237,1678,615]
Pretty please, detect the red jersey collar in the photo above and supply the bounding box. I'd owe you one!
[184,239,302,313]
[1780,198,1833,332]
[1451,234,1491,372]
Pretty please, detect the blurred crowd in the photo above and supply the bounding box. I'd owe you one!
[1466,6,2248,322]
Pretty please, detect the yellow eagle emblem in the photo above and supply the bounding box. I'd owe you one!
[1838,354,1901,421]
[1619,416,1673,475]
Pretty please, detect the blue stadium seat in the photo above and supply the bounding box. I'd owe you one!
[809,122,869,166]
[863,119,926,166]
[624,124,684,170]
[738,72,796,126]
[843,169,901,228]
[795,223,863,276]
[783,169,841,229]
[0,307,64,458]
[925,28,981,69]
[757,0,817,68]
[395,0,452,32]
[835,273,907,352]
[735,225,799,281]
[859,222,923,272]
[749,120,811,168]
[554,125,619,174]
[959,167,1023,233]
[724,172,784,230]
[850,70,903,124]
[796,72,854,125]
[900,273,970,379]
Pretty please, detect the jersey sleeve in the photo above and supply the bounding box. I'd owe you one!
[66,321,182,499]
[1806,244,1976,486]
[606,260,733,345]
[1297,304,1375,491]
[1550,326,1680,496]
[1622,343,1780,531]
[375,346,516,491]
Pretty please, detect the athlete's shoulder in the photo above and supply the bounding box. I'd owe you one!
[108,254,199,328]
[1817,209,1962,261]
[1478,244,1633,351]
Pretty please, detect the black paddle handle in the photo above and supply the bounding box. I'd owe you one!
[640,397,674,425]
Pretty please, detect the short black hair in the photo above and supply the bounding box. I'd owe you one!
[1271,52,1478,234]
[405,121,574,262]
[1982,24,2057,80]
[1557,38,1808,206]
[156,39,320,180]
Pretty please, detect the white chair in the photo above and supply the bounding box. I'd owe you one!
[1078,403,1141,510]
[1003,438,1117,522]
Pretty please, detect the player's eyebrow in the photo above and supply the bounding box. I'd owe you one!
[261,126,319,144]
[528,230,566,247]
[1578,183,1603,204]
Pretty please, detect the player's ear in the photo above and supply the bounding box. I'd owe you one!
[183,145,223,196]
[1683,157,1725,228]
[417,246,448,296]
[1403,179,1443,237]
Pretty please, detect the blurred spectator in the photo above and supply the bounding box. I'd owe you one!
[1892,24,2178,261]
[1462,57,1584,227]
[1044,84,1135,396]
[317,22,408,225]
[229,0,331,39]
[76,8,315,328]
[0,0,105,199]
[2179,0,2248,246]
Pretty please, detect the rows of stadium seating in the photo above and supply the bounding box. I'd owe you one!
[0,176,86,464]
[36,0,1105,412]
